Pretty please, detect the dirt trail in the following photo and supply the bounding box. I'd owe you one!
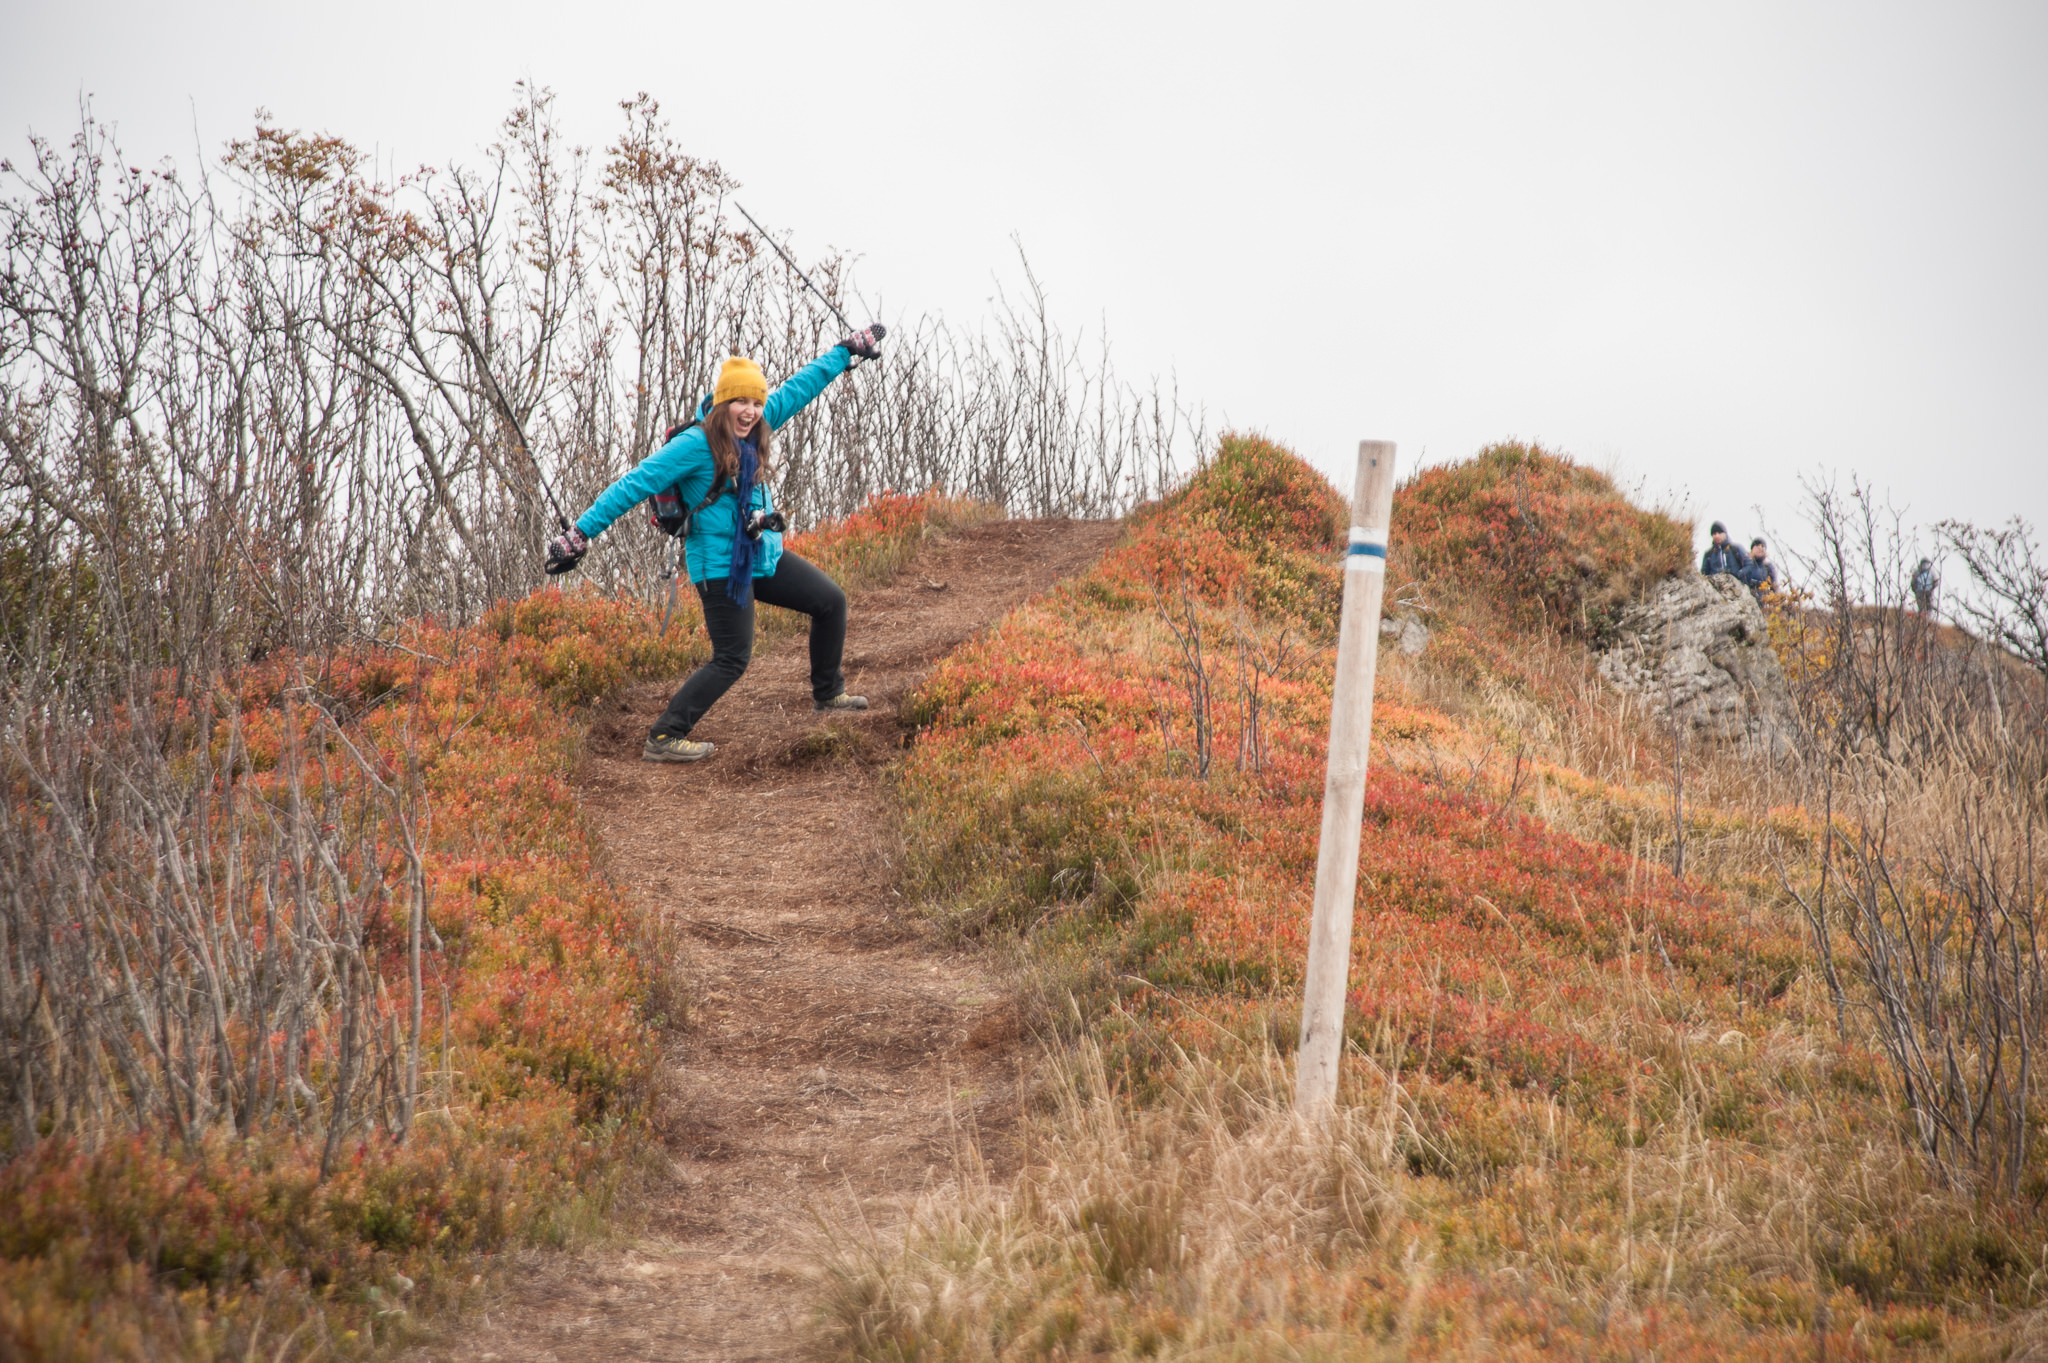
[407,518,1119,1363]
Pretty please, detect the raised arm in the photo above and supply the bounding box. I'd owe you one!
[764,326,886,431]
[763,346,850,432]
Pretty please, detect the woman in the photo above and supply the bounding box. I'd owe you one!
[545,326,885,762]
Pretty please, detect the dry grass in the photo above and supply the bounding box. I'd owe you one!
[815,991,2028,1358]
[1374,619,1809,896]
[822,439,2047,1359]
[816,1018,2026,1359]
[816,1038,1406,1360]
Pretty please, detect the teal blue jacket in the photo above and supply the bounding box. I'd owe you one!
[575,346,852,583]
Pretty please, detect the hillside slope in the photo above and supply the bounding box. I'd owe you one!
[0,491,1072,1361]
[825,436,2045,1360]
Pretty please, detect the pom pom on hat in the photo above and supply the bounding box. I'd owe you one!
[713,356,768,407]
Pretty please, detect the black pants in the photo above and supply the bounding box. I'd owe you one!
[652,552,848,738]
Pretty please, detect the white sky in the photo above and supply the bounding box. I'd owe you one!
[6,0,2045,564]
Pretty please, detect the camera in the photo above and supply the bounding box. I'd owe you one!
[744,509,787,542]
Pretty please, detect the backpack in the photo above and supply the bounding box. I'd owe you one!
[644,417,730,538]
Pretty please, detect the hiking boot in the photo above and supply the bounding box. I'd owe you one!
[813,693,869,713]
[642,735,715,763]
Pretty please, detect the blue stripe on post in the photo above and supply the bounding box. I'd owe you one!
[1347,542,1387,558]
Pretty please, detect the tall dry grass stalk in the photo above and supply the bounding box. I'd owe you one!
[816,993,2020,1356]
[816,1036,1405,1360]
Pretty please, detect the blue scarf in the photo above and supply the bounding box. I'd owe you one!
[726,431,762,603]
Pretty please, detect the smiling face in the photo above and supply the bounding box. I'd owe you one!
[729,398,763,438]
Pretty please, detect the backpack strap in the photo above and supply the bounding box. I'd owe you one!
[647,416,725,537]
[687,472,730,519]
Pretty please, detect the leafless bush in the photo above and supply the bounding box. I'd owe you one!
[1777,480,2048,1196]
[0,691,433,1165]
[1231,605,1306,776]
[0,91,1202,1161]
[1939,514,2048,693]
[1154,582,1214,780]
[6,91,1200,625]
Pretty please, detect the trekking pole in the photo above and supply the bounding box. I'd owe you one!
[732,202,874,364]
[522,430,576,534]
[455,334,577,533]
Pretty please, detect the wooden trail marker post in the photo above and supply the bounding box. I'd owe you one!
[1294,440,1396,1117]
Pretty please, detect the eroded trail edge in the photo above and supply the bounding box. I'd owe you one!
[413,518,1119,1363]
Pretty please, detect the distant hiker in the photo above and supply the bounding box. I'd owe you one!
[1700,521,1745,577]
[544,328,887,762]
[1740,537,1781,599]
[1911,557,1938,615]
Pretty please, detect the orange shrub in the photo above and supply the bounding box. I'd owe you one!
[907,442,1792,1112]
[0,490,961,1360]
[1393,441,1689,638]
[859,440,2043,1353]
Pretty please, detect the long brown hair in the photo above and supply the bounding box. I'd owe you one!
[703,401,772,482]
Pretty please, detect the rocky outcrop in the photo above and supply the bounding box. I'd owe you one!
[1596,573,1799,750]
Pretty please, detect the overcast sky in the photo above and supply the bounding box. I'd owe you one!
[6,0,2044,565]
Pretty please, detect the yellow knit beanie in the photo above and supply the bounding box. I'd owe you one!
[712,356,768,407]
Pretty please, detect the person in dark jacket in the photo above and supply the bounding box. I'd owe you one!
[1911,558,1938,614]
[1741,538,1781,598]
[1700,521,1745,577]
[544,328,886,763]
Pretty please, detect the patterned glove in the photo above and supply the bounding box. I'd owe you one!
[544,526,589,576]
[839,323,886,360]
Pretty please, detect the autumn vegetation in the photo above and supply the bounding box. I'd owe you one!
[0,490,972,1358]
[825,436,2048,1359]
[7,86,2047,1363]
[0,88,1180,1360]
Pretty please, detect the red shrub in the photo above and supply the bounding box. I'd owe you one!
[1,494,962,1356]
[1393,441,1689,637]
[901,436,1801,1131]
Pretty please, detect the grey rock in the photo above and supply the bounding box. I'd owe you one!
[1380,614,1431,657]
[1596,574,1798,751]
